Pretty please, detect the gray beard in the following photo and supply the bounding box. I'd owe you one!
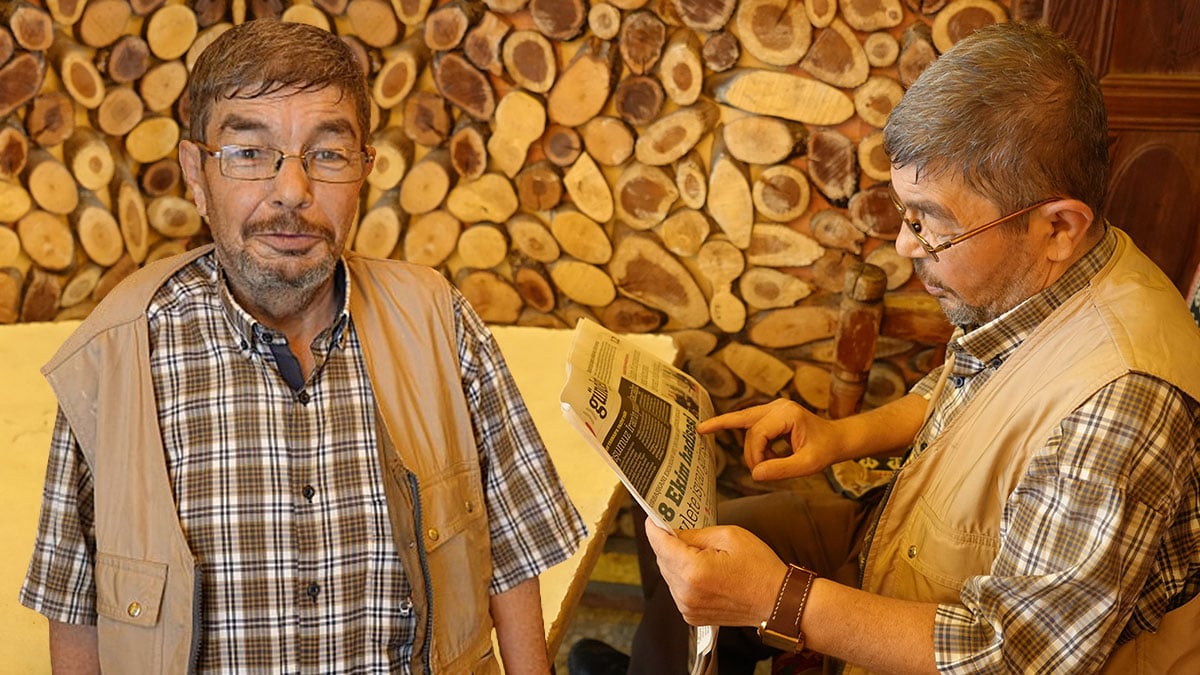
[215,213,339,319]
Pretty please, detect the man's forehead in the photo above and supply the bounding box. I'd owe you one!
[208,88,361,136]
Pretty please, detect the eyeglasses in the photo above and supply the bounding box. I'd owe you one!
[888,186,1056,262]
[196,143,374,183]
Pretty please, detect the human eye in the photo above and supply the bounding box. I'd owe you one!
[308,148,352,165]
[223,145,270,162]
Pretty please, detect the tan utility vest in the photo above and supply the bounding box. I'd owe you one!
[851,231,1200,674]
[43,246,500,674]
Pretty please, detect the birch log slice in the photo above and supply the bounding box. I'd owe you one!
[710,289,746,333]
[864,31,900,67]
[404,209,460,267]
[723,116,806,165]
[21,268,62,323]
[457,269,523,323]
[125,116,180,164]
[551,208,611,264]
[805,0,837,27]
[95,86,145,137]
[809,208,865,254]
[503,30,556,93]
[550,260,616,306]
[587,3,620,40]
[424,0,481,51]
[899,22,937,88]
[671,329,719,361]
[709,69,854,125]
[659,29,703,106]
[507,213,560,263]
[865,243,913,290]
[281,4,331,28]
[736,0,812,67]
[739,267,813,309]
[61,264,102,309]
[746,223,824,267]
[904,0,950,12]
[543,125,582,168]
[563,152,613,224]
[45,0,88,26]
[347,0,400,47]
[5,2,53,51]
[0,225,19,267]
[707,128,753,248]
[446,173,518,224]
[147,195,202,239]
[660,208,710,257]
[529,0,586,41]
[457,224,509,270]
[615,163,678,230]
[0,52,44,119]
[719,342,793,395]
[104,35,152,84]
[801,19,869,89]
[840,0,904,31]
[932,0,1008,54]
[634,99,719,166]
[609,235,708,329]
[747,305,839,348]
[701,31,739,73]
[614,75,665,128]
[403,92,453,147]
[53,39,105,109]
[698,239,745,288]
[18,210,74,271]
[139,159,181,197]
[513,259,556,313]
[23,151,78,215]
[548,38,617,127]
[354,195,403,259]
[753,165,811,222]
[488,90,545,178]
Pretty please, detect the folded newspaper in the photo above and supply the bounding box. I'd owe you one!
[560,318,719,675]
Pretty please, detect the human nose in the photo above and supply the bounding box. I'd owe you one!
[270,154,313,209]
[894,220,928,260]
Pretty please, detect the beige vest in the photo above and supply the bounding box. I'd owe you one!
[852,231,1200,674]
[43,246,499,674]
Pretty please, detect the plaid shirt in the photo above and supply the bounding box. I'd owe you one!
[906,231,1200,672]
[21,253,587,673]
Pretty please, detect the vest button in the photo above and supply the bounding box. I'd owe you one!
[428,528,440,541]
[907,545,918,559]
[127,601,142,618]
[464,500,474,513]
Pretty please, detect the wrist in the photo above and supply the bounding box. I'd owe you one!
[757,563,818,653]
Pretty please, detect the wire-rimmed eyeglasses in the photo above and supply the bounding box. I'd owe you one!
[196,143,374,183]
[888,186,1056,262]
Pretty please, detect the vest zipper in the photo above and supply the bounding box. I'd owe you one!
[187,562,205,675]
[408,471,435,675]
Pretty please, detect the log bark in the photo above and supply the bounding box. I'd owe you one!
[801,19,869,89]
[507,213,560,263]
[402,92,452,146]
[723,115,806,165]
[864,31,900,67]
[829,263,886,418]
[543,124,582,167]
[735,0,812,67]
[18,209,75,271]
[746,223,825,267]
[753,164,811,222]
[840,0,904,31]
[146,4,198,60]
[739,267,813,309]
[620,10,667,75]
[609,234,708,329]
[853,75,904,129]
[464,10,510,76]
[146,194,203,238]
[25,92,75,148]
[368,125,415,191]
[807,129,857,206]
[600,298,665,333]
[0,120,29,181]
[848,184,902,239]
[424,0,482,51]
[857,131,892,182]
[747,305,839,348]
[550,260,615,306]
[615,162,678,230]
[373,33,429,108]
[701,31,739,72]
[457,269,523,323]
[78,0,131,48]
[23,150,79,216]
[563,152,613,223]
[706,127,753,248]
[931,0,1007,54]
[347,0,400,47]
[529,0,586,41]
[5,2,53,51]
[503,29,556,93]
[674,150,707,209]
[139,60,188,112]
[709,68,854,125]
[448,120,489,181]
[514,160,563,211]
[660,208,710,257]
[400,148,454,215]
[673,0,736,32]
[488,89,545,178]
[719,342,793,395]
[614,75,665,127]
[658,29,703,105]
[809,208,865,254]
[457,223,509,269]
[434,52,495,121]
[447,173,518,223]
[551,208,611,264]
[404,209,460,267]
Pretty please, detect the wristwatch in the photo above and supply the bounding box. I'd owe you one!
[757,563,818,653]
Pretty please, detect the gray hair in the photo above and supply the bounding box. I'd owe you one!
[883,22,1108,222]
[188,19,371,145]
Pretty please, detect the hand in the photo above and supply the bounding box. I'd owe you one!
[644,517,787,628]
[698,399,844,481]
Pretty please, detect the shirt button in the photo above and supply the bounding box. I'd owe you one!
[127,601,142,618]
[261,334,273,344]
[306,582,320,599]
[907,545,918,559]
[952,376,966,388]
[989,357,1003,368]
[302,485,315,501]
[920,442,928,451]
[296,390,310,404]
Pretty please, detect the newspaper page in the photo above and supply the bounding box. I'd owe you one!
[560,318,718,674]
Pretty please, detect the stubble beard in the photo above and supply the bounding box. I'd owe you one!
[914,252,1039,329]
[216,213,340,320]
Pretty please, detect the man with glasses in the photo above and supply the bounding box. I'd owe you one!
[20,20,584,674]
[574,21,1199,675]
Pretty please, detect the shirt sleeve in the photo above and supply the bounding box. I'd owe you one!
[933,374,1198,673]
[452,292,588,595]
[19,407,99,625]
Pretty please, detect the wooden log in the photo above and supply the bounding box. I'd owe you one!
[373,34,429,109]
[0,225,19,268]
[735,0,812,67]
[753,164,811,222]
[0,268,19,324]
[904,0,951,13]
[853,75,905,129]
[575,118,629,169]
[514,160,563,211]
[130,0,168,14]
[347,0,400,48]
[841,0,904,31]
[517,308,568,329]
[0,26,12,66]
[600,297,665,333]
[143,238,188,265]
[367,126,414,191]
[882,291,953,344]
[700,240,747,332]
[446,173,518,224]
[864,361,906,408]
[529,0,586,41]
[635,99,719,166]
[793,362,832,410]
[101,35,151,85]
[804,0,837,27]
[45,0,88,26]
[615,162,678,230]
[550,260,616,307]
[488,89,545,178]
[402,92,452,146]
[687,355,741,398]
[899,21,937,88]
[812,248,859,292]
[464,10,510,76]
[747,305,839,348]
[551,207,611,264]
[146,194,202,239]
[671,329,719,362]
[723,116,806,165]
[548,37,618,127]
[456,269,523,323]
[932,0,1007,54]
[801,19,869,89]
[719,342,792,395]
[0,121,29,181]
[672,0,735,31]
[139,158,180,197]
[864,31,900,67]
[25,92,74,148]
[660,208,710,257]
[94,85,145,137]
[740,267,813,309]
[92,253,137,302]
[706,127,753,249]
[281,4,331,29]
[658,28,703,105]
[807,129,857,206]
[614,75,665,127]
[848,184,902,239]
[52,37,105,110]
[620,10,667,75]
[392,0,434,25]
[433,52,495,121]
[865,244,913,290]
[338,34,373,80]
[587,2,620,40]
[425,0,482,51]
[746,223,824,267]
[448,120,489,181]
[858,131,892,182]
[18,209,75,271]
[77,0,131,48]
[0,50,44,118]
[674,150,706,209]
[125,116,179,164]
[21,267,63,323]
[457,223,509,269]
[829,263,887,418]
[139,59,187,112]
[5,1,53,51]
[404,209,460,267]
[543,124,582,168]
[609,234,708,329]
[0,180,33,223]
[399,148,454,215]
[709,68,854,125]
[563,152,613,223]
[72,192,124,266]
[112,159,149,263]
[23,150,79,216]
[61,263,103,309]
[507,213,559,263]
[192,0,229,27]
[701,30,739,72]
[146,4,197,60]
[503,29,556,93]
[512,257,556,313]
[809,208,865,254]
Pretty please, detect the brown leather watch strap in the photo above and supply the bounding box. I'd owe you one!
[757,563,818,653]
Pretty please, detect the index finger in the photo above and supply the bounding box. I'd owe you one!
[696,406,768,434]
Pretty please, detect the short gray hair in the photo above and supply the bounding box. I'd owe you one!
[884,22,1108,222]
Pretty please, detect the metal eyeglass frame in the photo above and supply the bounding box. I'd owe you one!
[195,143,374,184]
[888,186,1056,262]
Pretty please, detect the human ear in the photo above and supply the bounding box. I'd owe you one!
[177,140,209,218]
[1039,199,1095,263]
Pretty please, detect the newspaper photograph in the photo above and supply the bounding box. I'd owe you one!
[560,318,719,674]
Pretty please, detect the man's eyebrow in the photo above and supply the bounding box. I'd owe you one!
[310,118,358,142]
[904,196,955,222]
[216,114,269,135]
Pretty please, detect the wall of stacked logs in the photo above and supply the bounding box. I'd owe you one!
[0,0,1018,416]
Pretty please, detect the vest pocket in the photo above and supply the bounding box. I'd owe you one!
[899,498,999,601]
[95,552,168,627]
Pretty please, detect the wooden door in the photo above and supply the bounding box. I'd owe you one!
[1028,0,1200,294]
